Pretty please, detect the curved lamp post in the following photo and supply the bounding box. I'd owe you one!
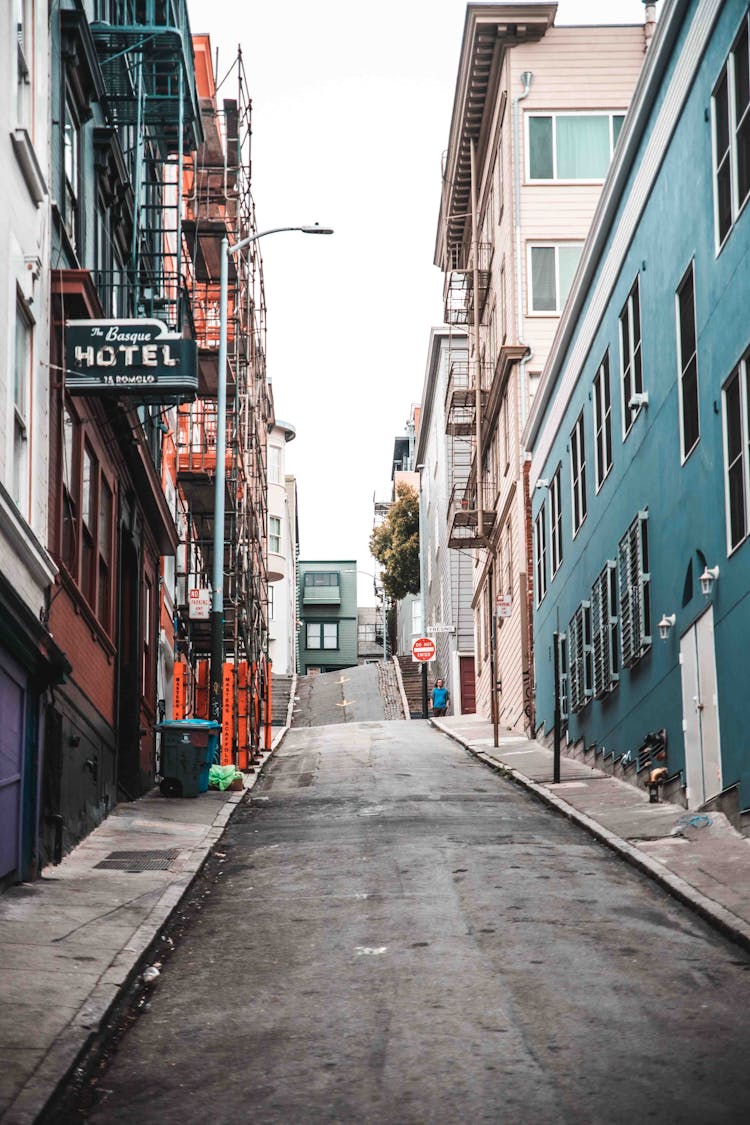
[210,224,333,730]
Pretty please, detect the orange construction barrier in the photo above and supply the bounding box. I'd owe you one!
[222,662,234,765]
[173,661,186,719]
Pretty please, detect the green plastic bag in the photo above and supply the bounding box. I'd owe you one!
[208,764,242,791]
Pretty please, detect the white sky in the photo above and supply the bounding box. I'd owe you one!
[186,0,654,606]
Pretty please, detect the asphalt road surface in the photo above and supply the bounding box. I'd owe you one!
[75,720,750,1124]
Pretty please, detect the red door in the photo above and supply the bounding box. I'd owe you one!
[459,656,476,715]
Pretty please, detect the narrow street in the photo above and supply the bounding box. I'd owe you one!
[67,718,750,1125]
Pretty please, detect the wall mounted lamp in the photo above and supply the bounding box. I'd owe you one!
[535,478,549,491]
[629,391,649,411]
[658,613,676,641]
[699,565,719,596]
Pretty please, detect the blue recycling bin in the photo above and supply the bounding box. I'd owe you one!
[156,719,220,798]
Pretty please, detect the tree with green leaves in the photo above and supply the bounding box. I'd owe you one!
[369,482,420,601]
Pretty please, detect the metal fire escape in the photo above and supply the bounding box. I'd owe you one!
[442,238,496,549]
[174,45,270,763]
[90,0,202,330]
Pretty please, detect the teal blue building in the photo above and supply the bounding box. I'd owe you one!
[297,561,358,674]
[527,0,750,814]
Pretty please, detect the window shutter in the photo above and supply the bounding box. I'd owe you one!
[618,511,650,667]
[592,561,618,696]
[558,634,569,722]
[569,602,591,713]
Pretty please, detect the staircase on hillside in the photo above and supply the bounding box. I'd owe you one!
[397,655,427,718]
[271,674,294,726]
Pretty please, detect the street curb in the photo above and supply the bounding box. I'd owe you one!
[15,734,287,1125]
[431,719,750,956]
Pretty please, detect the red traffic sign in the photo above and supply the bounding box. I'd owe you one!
[412,637,436,663]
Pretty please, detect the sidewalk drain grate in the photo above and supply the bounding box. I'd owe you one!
[94,849,180,872]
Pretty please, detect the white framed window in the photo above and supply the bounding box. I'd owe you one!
[306,622,338,651]
[618,511,651,667]
[593,352,613,490]
[268,444,282,485]
[527,112,625,182]
[528,243,583,314]
[712,13,750,249]
[268,584,275,621]
[676,262,700,461]
[269,515,281,554]
[591,561,619,699]
[12,298,32,512]
[549,467,563,577]
[620,277,644,436]
[570,411,587,536]
[722,356,750,553]
[534,504,547,605]
[568,602,592,714]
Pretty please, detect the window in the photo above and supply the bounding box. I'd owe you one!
[13,299,31,512]
[593,352,613,489]
[304,571,339,586]
[620,278,643,436]
[712,14,750,247]
[722,356,750,551]
[591,561,619,698]
[268,584,275,621]
[568,601,592,714]
[570,411,587,535]
[306,622,338,650]
[143,576,153,696]
[549,467,563,577]
[618,511,651,667]
[269,515,281,554]
[16,0,31,121]
[81,444,97,608]
[676,263,700,460]
[358,623,378,643]
[505,519,513,597]
[534,505,547,605]
[268,444,282,485]
[61,406,78,572]
[528,112,625,181]
[97,480,113,629]
[63,89,81,250]
[529,243,583,313]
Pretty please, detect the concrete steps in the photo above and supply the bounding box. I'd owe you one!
[397,655,427,718]
[271,674,294,726]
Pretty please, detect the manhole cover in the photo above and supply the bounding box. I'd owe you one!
[94,849,180,872]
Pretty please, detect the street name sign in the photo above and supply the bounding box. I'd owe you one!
[65,318,198,398]
[412,637,436,663]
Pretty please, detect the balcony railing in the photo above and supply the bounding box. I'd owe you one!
[447,481,497,549]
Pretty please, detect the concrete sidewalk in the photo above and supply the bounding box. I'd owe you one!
[433,715,750,953]
[0,739,283,1125]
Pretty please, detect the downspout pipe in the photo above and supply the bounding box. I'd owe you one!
[470,137,484,539]
[513,70,533,429]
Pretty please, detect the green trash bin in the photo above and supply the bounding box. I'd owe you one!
[156,720,220,798]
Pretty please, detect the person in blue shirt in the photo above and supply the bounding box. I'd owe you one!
[431,678,449,716]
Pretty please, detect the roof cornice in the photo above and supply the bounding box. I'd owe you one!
[435,3,557,266]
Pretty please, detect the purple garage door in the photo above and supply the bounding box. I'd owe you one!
[0,655,25,883]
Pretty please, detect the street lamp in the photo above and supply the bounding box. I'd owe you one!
[210,224,333,730]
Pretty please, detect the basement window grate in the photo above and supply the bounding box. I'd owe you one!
[94,849,180,872]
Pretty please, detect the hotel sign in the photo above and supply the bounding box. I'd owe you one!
[65,319,198,397]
